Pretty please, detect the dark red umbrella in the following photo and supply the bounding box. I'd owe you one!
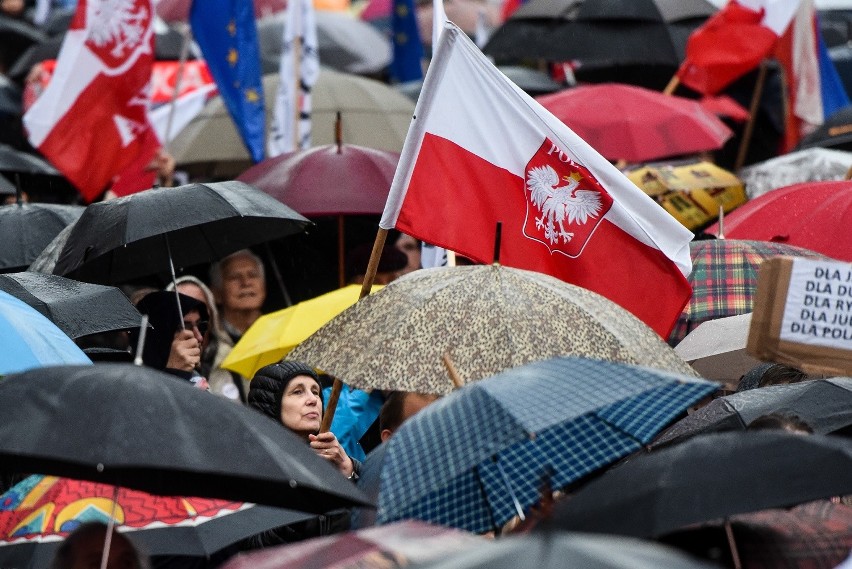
[706,181,852,262]
[237,143,399,217]
[536,83,733,163]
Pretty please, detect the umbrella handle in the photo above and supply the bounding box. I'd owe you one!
[98,485,120,569]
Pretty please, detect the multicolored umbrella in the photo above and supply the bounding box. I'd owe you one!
[0,475,311,568]
[289,265,699,396]
[705,181,852,262]
[668,239,827,345]
[377,356,717,533]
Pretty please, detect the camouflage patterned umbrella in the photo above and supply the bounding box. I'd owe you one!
[287,264,697,395]
[668,240,827,346]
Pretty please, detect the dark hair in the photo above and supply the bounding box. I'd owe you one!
[128,291,209,371]
[248,361,322,424]
[379,391,408,434]
[51,522,147,569]
[737,363,807,392]
[747,412,814,434]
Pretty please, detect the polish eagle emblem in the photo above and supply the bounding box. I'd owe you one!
[526,165,604,246]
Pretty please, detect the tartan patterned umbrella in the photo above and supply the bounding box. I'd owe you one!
[289,265,698,396]
[376,356,717,533]
[668,240,827,346]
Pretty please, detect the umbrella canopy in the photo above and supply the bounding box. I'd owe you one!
[26,222,75,275]
[411,532,720,569]
[548,431,852,539]
[673,312,760,387]
[0,363,372,512]
[0,202,83,272]
[0,475,312,568]
[237,144,399,216]
[483,0,716,90]
[222,285,383,379]
[536,84,733,163]
[797,105,852,152]
[0,272,141,339]
[668,239,828,345]
[288,265,698,396]
[377,356,717,532]
[221,520,483,569]
[258,11,392,75]
[169,69,415,178]
[653,377,852,448]
[0,290,90,375]
[396,65,565,102]
[739,148,852,199]
[0,75,21,116]
[52,181,310,285]
[0,144,59,176]
[0,15,48,72]
[704,181,852,262]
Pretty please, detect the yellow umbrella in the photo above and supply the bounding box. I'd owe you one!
[221,284,382,378]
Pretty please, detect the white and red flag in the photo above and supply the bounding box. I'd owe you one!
[381,24,694,337]
[23,0,159,202]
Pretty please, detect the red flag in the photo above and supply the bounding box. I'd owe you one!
[22,0,159,202]
[676,0,799,95]
[380,24,694,338]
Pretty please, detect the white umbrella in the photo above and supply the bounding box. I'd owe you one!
[739,147,852,198]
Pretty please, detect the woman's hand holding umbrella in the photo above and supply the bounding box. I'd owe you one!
[165,329,202,372]
[309,431,355,478]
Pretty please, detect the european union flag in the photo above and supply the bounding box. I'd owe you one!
[190,0,266,163]
[389,0,423,83]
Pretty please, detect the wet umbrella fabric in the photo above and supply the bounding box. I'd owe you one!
[536,83,732,163]
[738,148,852,199]
[0,272,141,339]
[704,181,852,262]
[0,144,59,176]
[798,106,852,152]
[288,265,698,396]
[0,364,372,512]
[669,239,828,345]
[412,528,720,569]
[0,291,91,375]
[52,181,311,285]
[0,75,21,115]
[377,356,717,533]
[548,431,852,538]
[237,144,399,216]
[0,202,83,272]
[0,475,313,569]
[653,377,852,448]
[221,520,483,569]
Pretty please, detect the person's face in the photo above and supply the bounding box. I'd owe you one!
[219,256,266,312]
[71,529,138,569]
[395,234,420,275]
[182,309,208,349]
[280,375,322,438]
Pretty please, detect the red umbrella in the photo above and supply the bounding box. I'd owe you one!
[706,181,852,262]
[237,143,399,217]
[536,83,733,163]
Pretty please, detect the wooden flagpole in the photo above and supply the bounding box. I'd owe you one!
[734,61,769,173]
[662,75,680,96]
[319,227,388,433]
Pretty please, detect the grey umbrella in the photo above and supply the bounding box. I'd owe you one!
[0,143,59,176]
[739,148,852,199]
[0,202,83,272]
[0,272,142,339]
[27,220,75,275]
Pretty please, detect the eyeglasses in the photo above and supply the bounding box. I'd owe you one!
[184,320,209,336]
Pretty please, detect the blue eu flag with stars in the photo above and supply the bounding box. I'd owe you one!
[190,0,266,163]
[390,0,423,83]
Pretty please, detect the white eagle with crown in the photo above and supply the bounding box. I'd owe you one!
[526,165,604,245]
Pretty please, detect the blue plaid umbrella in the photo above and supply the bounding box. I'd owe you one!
[377,356,718,533]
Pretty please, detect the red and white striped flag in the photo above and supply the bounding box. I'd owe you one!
[381,24,694,337]
[23,0,159,202]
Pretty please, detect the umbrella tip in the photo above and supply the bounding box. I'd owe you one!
[335,112,343,153]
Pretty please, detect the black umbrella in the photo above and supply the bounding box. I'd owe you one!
[0,202,83,272]
[0,75,21,116]
[0,15,48,72]
[411,532,720,569]
[53,181,312,285]
[483,0,716,90]
[653,378,852,448]
[7,35,62,80]
[0,173,14,196]
[0,363,372,513]
[798,106,852,152]
[26,219,74,274]
[0,143,59,176]
[547,431,852,539]
[0,272,142,339]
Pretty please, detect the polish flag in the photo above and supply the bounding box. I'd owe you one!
[676,0,800,95]
[381,24,694,338]
[23,0,159,202]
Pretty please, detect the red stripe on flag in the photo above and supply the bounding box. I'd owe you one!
[396,133,691,338]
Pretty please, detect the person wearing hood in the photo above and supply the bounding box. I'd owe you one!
[129,290,210,389]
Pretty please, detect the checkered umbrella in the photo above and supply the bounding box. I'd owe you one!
[376,356,717,533]
[668,240,827,346]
